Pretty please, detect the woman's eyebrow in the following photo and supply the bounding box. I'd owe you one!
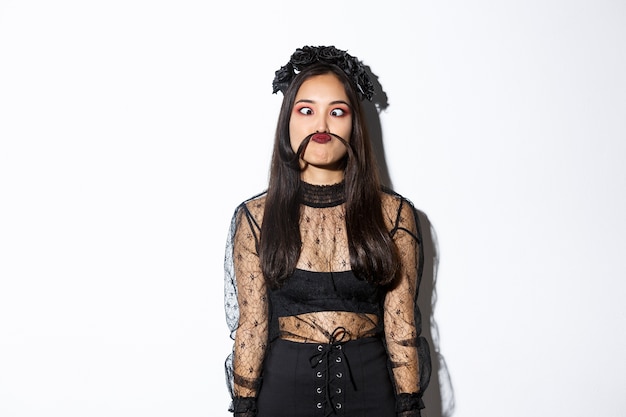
[294,99,350,106]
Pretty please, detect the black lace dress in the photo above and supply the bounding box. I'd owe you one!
[224,182,430,417]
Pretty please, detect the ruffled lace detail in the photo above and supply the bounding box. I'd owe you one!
[396,392,425,416]
[230,396,257,417]
[298,181,345,208]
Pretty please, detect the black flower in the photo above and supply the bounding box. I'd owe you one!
[272,63,294,95]
[272,45,375,101]
[317,45,344,62]
[290,46,318,70]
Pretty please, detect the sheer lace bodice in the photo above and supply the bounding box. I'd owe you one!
[224,182,430,409]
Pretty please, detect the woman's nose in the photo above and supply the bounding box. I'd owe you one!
[315,115,329,133]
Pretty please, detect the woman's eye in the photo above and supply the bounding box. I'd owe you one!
[330,108,345,117]
[298,107,313,115]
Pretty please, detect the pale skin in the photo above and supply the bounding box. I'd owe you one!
[289,73,353,185]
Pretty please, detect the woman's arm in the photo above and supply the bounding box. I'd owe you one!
[383,197,429,416]
[226,203,268,416]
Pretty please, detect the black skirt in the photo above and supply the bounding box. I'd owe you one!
[257,337,396,417]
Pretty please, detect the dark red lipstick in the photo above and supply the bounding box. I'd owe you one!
[311,133,331,144]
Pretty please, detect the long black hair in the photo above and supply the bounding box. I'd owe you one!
[259,63,400,288]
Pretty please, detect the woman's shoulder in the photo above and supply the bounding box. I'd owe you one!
[232,190,267,220]
[379,187,420,231]
[240,190,267,208]
[380,186,417,212]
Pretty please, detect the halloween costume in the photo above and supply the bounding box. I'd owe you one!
[224,182,430,416]
[223,45,431,416]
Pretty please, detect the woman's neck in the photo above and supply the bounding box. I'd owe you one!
[300,169,344,186]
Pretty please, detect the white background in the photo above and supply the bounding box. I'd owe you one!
[1,1,625,416]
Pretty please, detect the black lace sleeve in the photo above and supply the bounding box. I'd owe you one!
[224,196,268,414]
[382,193,431,412]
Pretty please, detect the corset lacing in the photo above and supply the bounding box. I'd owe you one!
[308,327,356,416]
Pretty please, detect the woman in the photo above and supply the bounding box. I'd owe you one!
[224,45,431,417]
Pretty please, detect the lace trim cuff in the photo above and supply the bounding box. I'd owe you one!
[230,396,257,416]
[395,392,425,413]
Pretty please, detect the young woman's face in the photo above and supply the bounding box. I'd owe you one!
[289,73,353,183]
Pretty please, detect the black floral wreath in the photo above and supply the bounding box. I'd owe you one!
[272,45,375,101]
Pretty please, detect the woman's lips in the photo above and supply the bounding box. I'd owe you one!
[311,133,331,143]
